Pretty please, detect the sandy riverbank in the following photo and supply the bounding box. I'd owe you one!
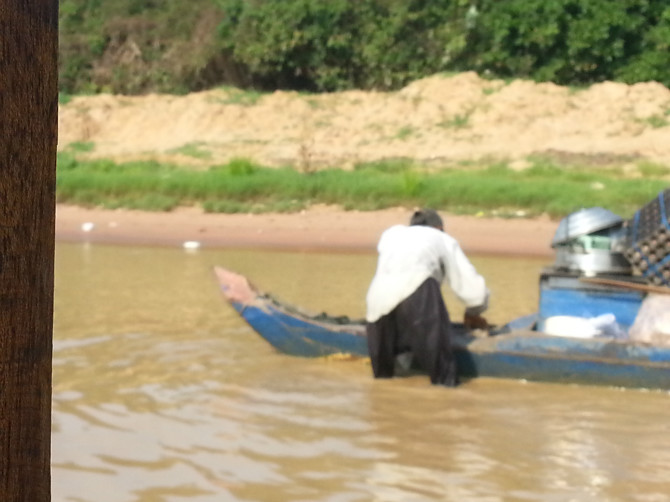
[59,73,670,169]
[55,204,557,257]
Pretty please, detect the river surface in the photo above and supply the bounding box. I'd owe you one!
[52,243,670,502]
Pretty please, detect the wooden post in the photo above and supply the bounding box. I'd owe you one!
[0,1,58,500]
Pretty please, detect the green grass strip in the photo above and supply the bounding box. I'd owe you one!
[56,153,669,218]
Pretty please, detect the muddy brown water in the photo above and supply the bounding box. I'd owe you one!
[52,243,670,501]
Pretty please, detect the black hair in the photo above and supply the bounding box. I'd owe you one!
[410,209,443,229]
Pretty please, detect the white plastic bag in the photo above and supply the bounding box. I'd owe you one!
[628,294,670,345]
[543,313,626,339]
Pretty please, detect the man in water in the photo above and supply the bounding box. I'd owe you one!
[365,209,489,386]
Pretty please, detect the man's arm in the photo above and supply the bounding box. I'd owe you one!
[442,236,489,311]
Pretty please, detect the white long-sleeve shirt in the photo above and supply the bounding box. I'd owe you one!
[365,224,489,322]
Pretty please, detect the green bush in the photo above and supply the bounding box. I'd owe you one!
[58,0,670,94]
[468,0,668,86]
[215,0,473,91]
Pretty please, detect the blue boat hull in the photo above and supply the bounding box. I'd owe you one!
[537,270,645,331]
[217,267,670,390]
[231,301,368,357]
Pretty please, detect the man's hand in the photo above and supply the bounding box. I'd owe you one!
[464,313,489,331]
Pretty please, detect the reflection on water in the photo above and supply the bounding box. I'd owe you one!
[53,243,670,502]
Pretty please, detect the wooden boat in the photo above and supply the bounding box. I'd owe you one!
[214,266,670,390]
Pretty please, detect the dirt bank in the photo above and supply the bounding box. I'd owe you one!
[58,72,670,169]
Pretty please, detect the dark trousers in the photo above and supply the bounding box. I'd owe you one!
[366,278,458,386]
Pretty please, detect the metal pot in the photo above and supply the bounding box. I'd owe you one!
[551,207,624,247]
[553,246,632,275]
[552,208,631,275]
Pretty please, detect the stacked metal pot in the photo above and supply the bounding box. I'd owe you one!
[551,207,632,277]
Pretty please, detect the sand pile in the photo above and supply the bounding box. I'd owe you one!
[58,72,670,169]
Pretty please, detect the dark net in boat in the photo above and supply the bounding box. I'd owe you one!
[261,293,364,325]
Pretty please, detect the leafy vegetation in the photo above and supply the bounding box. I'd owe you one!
[56,153,669,218]
[59,0,670,95]
[469,0,670,87]
[59,0,225,94]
